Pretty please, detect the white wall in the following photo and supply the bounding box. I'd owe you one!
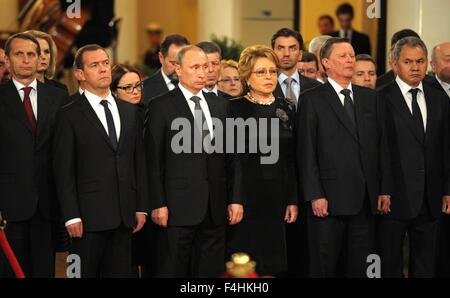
[115,0,139,65]
[197,0,240,42]
[387,0,450,69]
[0,0,18,31]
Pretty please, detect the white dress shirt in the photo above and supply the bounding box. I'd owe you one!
[203,85,219,96]
[436,75,450,98]
[339,29,353,42]
[279,71,300,101]
[161,69,177,91]
[84,89,121,141]
[12,78,38,118]
[179,83,214,138]
[395,76,427,131]
[328,77,354,106]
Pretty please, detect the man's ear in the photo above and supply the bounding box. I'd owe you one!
[321,58,329,72]
[174,64,181,77]
[158,52,164,65]
[298,50,303,62]
[74,68,85,82]
[5,56,10,69]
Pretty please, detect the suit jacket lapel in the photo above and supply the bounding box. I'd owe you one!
[3,81,33,135]
[274,82,284,99]
[170,88,195,124]
[80,95,116,151]
[116,98,128,152]
[36,82,51,139]
[323,82,358,141]
[388,83,424,145]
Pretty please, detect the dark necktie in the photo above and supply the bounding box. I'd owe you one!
[170,79,179,88]
[100,100,118,150]
[190,96,211,150]
[22,87,36,133]
[409,88,425,141]
[340,89,356,126]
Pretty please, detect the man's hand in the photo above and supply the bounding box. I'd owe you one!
[311,198,328,218]
[378,195,392,215]
[133,213,147,233]
[227,204,244,225]
[284,205,298,223]
[67,222,83,238]
[151,207,169,227]
[442,196,450,215]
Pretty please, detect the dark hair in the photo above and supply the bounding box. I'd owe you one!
[160,34,189,57]
[390,29,420,47]
[301,52,319,70]
[320,37,351,62]
[74,44,108,70]
[271,28,304,49]
[196,41,222,56]
[4,32,41,57]
[336,3,354,18]
[393,37,428,61]
[319,15,334,26]
[111,64,142,92]
[355,54,377,70]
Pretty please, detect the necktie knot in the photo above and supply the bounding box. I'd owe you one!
[100,100,110,108]
[190,96,201,105]
[171,79,179,86]
[284,77,294,86]
[340,89,351,97]
[22,86,33,97]
[409,88,420,99]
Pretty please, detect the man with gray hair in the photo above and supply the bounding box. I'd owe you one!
[308,35,332,83]
[429,42,450,98]
[377,36,450,277]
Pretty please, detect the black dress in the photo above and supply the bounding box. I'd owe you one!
[227,96,298,275]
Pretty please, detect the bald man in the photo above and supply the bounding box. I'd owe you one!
[429,42,450,98]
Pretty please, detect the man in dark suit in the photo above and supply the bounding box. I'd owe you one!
[270,27,320,277]
[145,45,243,277]
[376,29,420,89]
[0,33,67,277]
[330,3,371,55]
[377,37,450,278]
[271,28,321,110]
[298,37,392,277]
[142,34,189,104]
[53,44,149,278]
[429,42,450,98]
[196,41,224,97]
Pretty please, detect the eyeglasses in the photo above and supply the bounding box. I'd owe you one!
[252,68,278,77]
[116,82,143,94]
[218,77,240,84]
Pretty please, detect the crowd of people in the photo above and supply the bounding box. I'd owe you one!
[0,3,450,279]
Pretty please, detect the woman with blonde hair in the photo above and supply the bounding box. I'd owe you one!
[217,59,243,99]
[227,45,298,276]
[24,30,68,93]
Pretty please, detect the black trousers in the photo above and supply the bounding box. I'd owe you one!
[307,199,374,278]
[377,201,438,278]
[70,225,132,278]
[156,209,226,278]
[436,214,450,277]
[0,212,55,278]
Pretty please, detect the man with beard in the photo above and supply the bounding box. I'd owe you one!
[272,28,321,110]
[142,34,189,104]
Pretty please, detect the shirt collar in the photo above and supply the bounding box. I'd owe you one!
[160,68,172,85]
[278,71,300,85]
[84,89,115,107]
[395,76,424,96]
[436,74,450,90]
[12,78,37,92]
[203,85,218,96]
[328,77,353,96]
[179,83,205,102]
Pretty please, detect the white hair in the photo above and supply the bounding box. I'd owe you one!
[309,35,333,54]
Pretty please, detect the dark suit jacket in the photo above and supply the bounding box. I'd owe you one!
[330,30,371,55]
[0,80,67,222]
[274,73,322,106]
[376,70,396,89]
[379,81,450,220]
[298,82,391,216]
[44,78,69,95]
[53,93,149,232]
[142,69,170,105]
[424,75,449,98]
[145,88,239,226]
